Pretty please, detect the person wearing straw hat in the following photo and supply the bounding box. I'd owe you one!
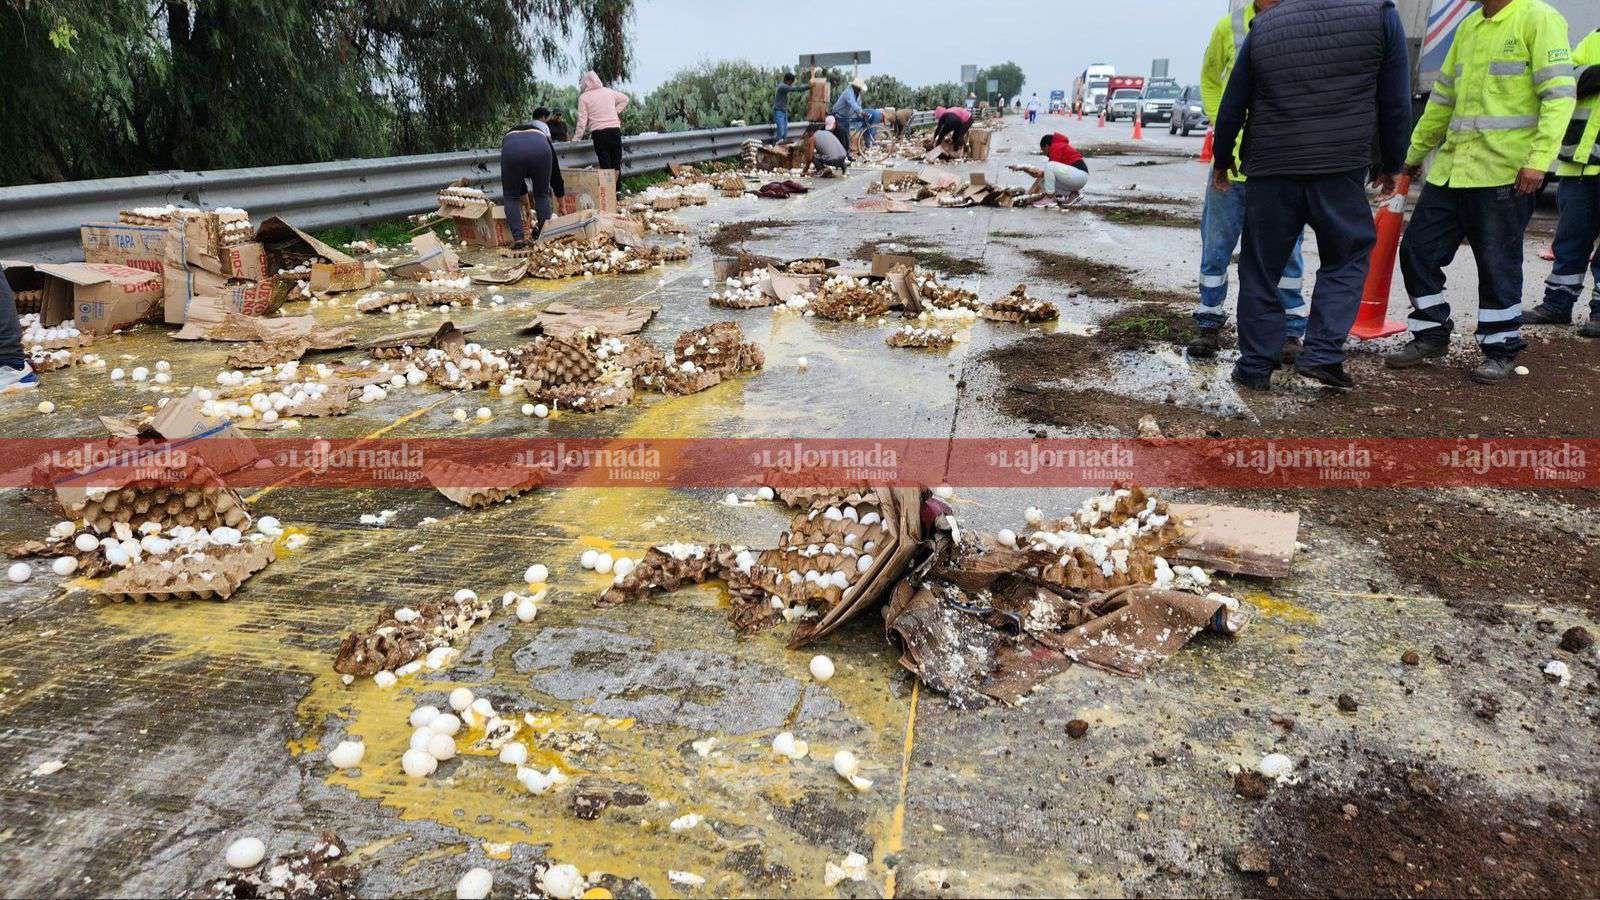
[831,77,867,159]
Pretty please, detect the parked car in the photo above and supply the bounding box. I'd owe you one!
[1169,84,1207,136]
[1106,89,1142,123]
[1139,79,1182,125]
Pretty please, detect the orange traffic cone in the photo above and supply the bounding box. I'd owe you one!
[1198,129,1215,163]
[1098,109,1106,128]
[1132,115,1145,141]
[1351,175,1411,340]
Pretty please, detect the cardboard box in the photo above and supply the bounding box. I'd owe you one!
[308,260,380,293]
[557,167,618,215]
[255,216,356,273]
[81,223,168,279]
[220,242,268,281]
[162,226,231,324]
[5,262,163,333]
[966,128,992,161]
[147,396,259,476]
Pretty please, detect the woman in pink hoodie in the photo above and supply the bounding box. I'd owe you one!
[574,70,630,172]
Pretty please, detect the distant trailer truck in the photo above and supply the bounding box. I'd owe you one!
[1073,63,1115,115]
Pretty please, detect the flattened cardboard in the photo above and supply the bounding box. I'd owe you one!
[255,216,356,267]
[525,302,659,338]
[1169,503,1299,578]
[871,254,918,277]
[535,210,601,246]
[386,233,459,278]
[147,396,259,475]
[470,260,529,284]
[174,310,317,342]
[557,168,619,215]
[34,262,163,334]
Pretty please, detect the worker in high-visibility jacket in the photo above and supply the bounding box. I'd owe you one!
[1387,0,1576,384]
[1525,28,1600,336]
[1189,0,1310,362]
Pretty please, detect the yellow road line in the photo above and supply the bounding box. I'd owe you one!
[244,397,448,503]
[882,680,921,896]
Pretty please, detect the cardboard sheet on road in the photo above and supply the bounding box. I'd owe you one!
[524,302,659,338]
[1170,503,1299,578]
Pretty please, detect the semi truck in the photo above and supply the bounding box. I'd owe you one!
[1072,64,1116,115]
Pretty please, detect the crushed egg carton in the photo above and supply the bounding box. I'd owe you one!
[980,284,1059,323]
[886,325,957,349]
[193,831,358,900]
[12,288,45,315]
[514,235,659,279]
[27,346,93,372]
[218,216,255,247]
[518,334,605,392]
[413,341,514,391]
[809,275,895,321]
[913,274,982,311]
[54,474,251,536]
[7,530,112,579]
[1016,486,1186,592]
[708,271,776,309]
[94,539,276,603]
[600,543,776,632]
[635,322,764,396]
[354,291,421,313]
[423,459,543,509]
[334,592,494,676]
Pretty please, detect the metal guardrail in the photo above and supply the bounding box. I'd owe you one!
[0,124,776,263]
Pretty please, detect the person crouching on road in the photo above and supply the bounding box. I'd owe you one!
[809,119,850,176]
[1386,0,1576,384]
[501,120,565,248]
[1038,132,1089,202]
[931,105,973,153]
[574,70,629,172]
[1210,0,1412,393]
[1190,0,1310,362]
[1524,26,1600,337]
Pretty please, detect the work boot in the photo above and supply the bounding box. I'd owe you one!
[1188,326,1223,358]
[1383,340,1447,369]
[1295,361,1355,391]
[1469,356,1517,385]
[1522,304,1571,325]
[1230,367,1271,392]
[1281,337,1303,365]
[1579,318,1600,339]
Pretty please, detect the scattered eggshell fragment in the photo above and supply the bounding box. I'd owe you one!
[499,743,528,765]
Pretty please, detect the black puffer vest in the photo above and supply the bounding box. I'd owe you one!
[1242,0,1390,176]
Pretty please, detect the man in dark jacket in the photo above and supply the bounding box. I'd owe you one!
[1210,0,1412,391]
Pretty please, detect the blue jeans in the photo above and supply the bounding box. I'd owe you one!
[1197,177,1307,338]
[1399,182,1535,358]
[774,109,789,141]
[0,270,22,370]
[1237,170,1376,378]
[1533,175,1600,321]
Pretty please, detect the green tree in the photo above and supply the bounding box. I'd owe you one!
[976,61,1025,101]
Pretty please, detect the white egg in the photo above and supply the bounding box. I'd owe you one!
[499,743,528,765]
[933,486,954,499]
[429,713,461,736]
[410,728,434,751]
[525,563,549,583]
[594,553,614,574]
[7,562,33,583]
[809,655,836,682]
[374,670,397,688]
[426,732,457,761]
[51,556,78,577]
[757,486,775,501]
[1258,753,1294,779]
[225,837,266,869]
[580,549,599,569]
[475,407,492,421]
[449,687,475,711]
[452,408,468,422]
[409,705,441,728]
[796,356,809,368]
[453,588,478,602]
[456,867,492,900]
[832,749,860,778]
[613,557,635,578]
[327,740,365,769]
[997,529,1018,548]
[36,400,55,414]
[516,599,538,622]
[521,403,536,416]
[401,748,438,777]
[533,404,549,418]
[1024,507,1045,525]
[131,367,149,382]
[69,533,97,553]
[110,368,126,380]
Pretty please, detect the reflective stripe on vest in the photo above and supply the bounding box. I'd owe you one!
[1231,4,1249,51]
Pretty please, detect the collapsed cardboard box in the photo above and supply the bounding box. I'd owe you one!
[966,127,993,161]
[0,260,163,333]
[556,168,618,216]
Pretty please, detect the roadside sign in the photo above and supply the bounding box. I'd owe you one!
[986,79,999,94]
[961,64,978,85]
[798,51,872,68]
[1151,58,1170,79]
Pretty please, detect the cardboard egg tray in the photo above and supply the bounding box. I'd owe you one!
[886,327,956,349]
[334,593,493,676]
[94,541,276,603]
[13,289,44,315]
[423,459,543,509]
[980,285,1059,323]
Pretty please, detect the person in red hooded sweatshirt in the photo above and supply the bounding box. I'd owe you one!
[1012,132,1090,205]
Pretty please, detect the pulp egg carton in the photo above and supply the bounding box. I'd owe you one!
[519,334,605,387]
[915,275,982,311]
[26,346,87,372]
[56,474,251,536]
[436,185,488,208]
[424,459,543,509]
[117,205,185,226]
[538,379,634,412]
[218,216,255,246]
[600,543,737,607]
[13,288,45,315]
[980,284,1058,323]
[94,540,275,603]
[886,326,956,349]
[333,592,493,676]
[810,276,895,321]
[20,315,93,351]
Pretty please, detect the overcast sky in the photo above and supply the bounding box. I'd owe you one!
[539,0,1227,95]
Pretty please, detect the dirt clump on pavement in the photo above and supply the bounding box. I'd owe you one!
[1019,248,1193,305]
[1250,754,1600,898]
[982,303,1196,388]
[854,236,987,276]
[705,219,795,257]
[1080,142,1192,158]
[1073,203,1201,228]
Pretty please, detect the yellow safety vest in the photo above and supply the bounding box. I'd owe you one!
[1202,3,1256,181]
[1407,0,1577,188]
[1557,29,1600,177]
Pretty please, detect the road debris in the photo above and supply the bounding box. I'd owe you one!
[333,592,493,677]
[196,832,357,900]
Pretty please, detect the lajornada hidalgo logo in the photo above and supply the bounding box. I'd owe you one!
[1223,442,1371,481]
[985,443,1134,477]
[1437,442,1587,481]
[746,442,900,477]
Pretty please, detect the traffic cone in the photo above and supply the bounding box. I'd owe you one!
[1132,115,1144,141]
[1098,109,1106,128]
[1198,129,1215,163]
[1351,174,1411,340]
